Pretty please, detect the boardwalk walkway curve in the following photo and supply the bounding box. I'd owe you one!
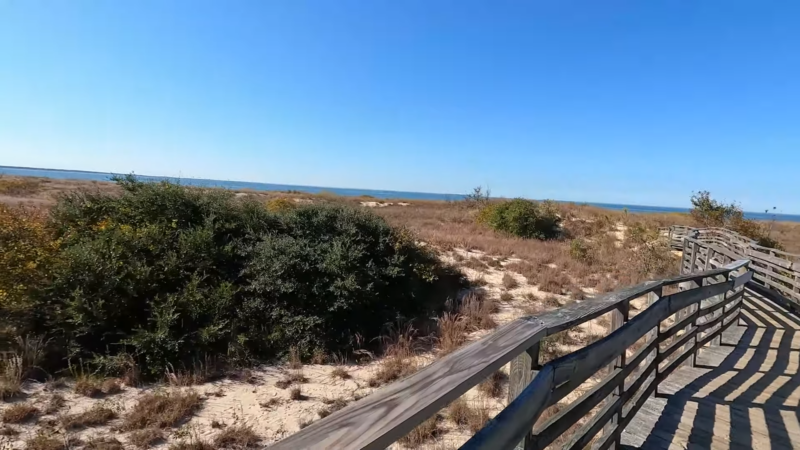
[272,226,800,450]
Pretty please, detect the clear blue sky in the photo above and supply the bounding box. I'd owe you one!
[1,1,799,212]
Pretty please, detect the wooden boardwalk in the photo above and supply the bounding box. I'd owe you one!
[622,289,800,449]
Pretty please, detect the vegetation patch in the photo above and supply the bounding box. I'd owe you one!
[213,424,261,448]
[83,436,124,450]
[477,198,561,240]
[0,177,462,378]
[398,414,442,447]
[121,391,203,430]
[1,402,39,424]
[61,404,117,430]
[127,428,164,449]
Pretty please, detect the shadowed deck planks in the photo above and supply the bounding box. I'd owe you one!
[621,289,800,449]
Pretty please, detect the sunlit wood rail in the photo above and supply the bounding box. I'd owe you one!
[273,225,800,449]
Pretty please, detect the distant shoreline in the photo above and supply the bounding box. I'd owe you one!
[2,165,799,222]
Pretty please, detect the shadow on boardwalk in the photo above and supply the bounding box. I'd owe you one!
[622,289,800,450]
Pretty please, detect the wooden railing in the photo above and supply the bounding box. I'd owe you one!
[667,225,800,308]
[271,253,752,449]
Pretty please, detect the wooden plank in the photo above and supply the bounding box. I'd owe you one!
[747,247,795,270]
[508,345,540,450]
[269,316,547,450]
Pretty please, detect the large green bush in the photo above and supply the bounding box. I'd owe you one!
[241,205,458,355]
[3,177,461,376]
[478,199,561,240]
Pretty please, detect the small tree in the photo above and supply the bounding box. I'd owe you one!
[689,191,738,227]
[689,191,783,250]
[463,186,491,208]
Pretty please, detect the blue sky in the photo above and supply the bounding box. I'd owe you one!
[1,1,799,212]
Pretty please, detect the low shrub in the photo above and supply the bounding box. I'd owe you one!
[121,391,203,430]
[477,199,561,240]
[0,177,463,377]
[569,238,593,263]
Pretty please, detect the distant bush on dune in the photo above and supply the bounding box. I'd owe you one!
[477,198,561,240]
[0,176,462,377]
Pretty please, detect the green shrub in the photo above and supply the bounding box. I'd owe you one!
[477,199,561,240]
[240,205,461,355]
[5,177,462,377]
[569,238,593,263]
[0,205,59,342]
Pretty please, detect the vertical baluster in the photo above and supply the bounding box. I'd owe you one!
[508,343,541,450]
[601,300,630,449]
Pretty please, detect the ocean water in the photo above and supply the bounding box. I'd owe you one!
[3,165,799,222]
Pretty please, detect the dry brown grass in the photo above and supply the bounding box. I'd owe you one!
[462,258,488,271]
[501,273,519,289]
[73,376,103,398]
[213,424,261,448]
[311,348,327,364]
[44,393,66,414]
[289,387,306,401]
[168,437,215,450]
[500,291,513,302]
[368,325,419,388]
[0,176,42,196]
[376,200,680,293]
[330,366,351,380]
[318,397,349,418]
[101,379,122,395]
[446,398,471,426]
[83,436,124,450]
[24,432,79,450]
[288,346,303,370]
[275,370,309,389]
[128,428,164,449]
[0,355,26,401]
[436,312,469,355]
[1,402,39,423]
[61,404,117,430]
[446,396,493,434]
[478,371,507,398]
[542,295,562,309]
[460,291,497,330]
[121,391,203,430]
[537,267,572,294]
[398,414,442,447]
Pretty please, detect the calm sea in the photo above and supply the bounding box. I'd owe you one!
[3,166,799,223]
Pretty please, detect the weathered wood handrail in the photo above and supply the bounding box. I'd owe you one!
[667,225,800,309]
[272,253,752,449]
[464,259,750,450]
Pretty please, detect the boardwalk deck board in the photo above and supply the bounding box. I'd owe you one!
[622,289,800,449]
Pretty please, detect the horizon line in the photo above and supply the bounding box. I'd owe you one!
[2,164,797,218]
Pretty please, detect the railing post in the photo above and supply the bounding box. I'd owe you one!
[646,288,661,398]
[681,239,690,274]
[508,343,541,450]
[677,275,698,368]
[602,299,630,449]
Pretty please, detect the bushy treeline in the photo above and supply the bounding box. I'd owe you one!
[0,176,462,377]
